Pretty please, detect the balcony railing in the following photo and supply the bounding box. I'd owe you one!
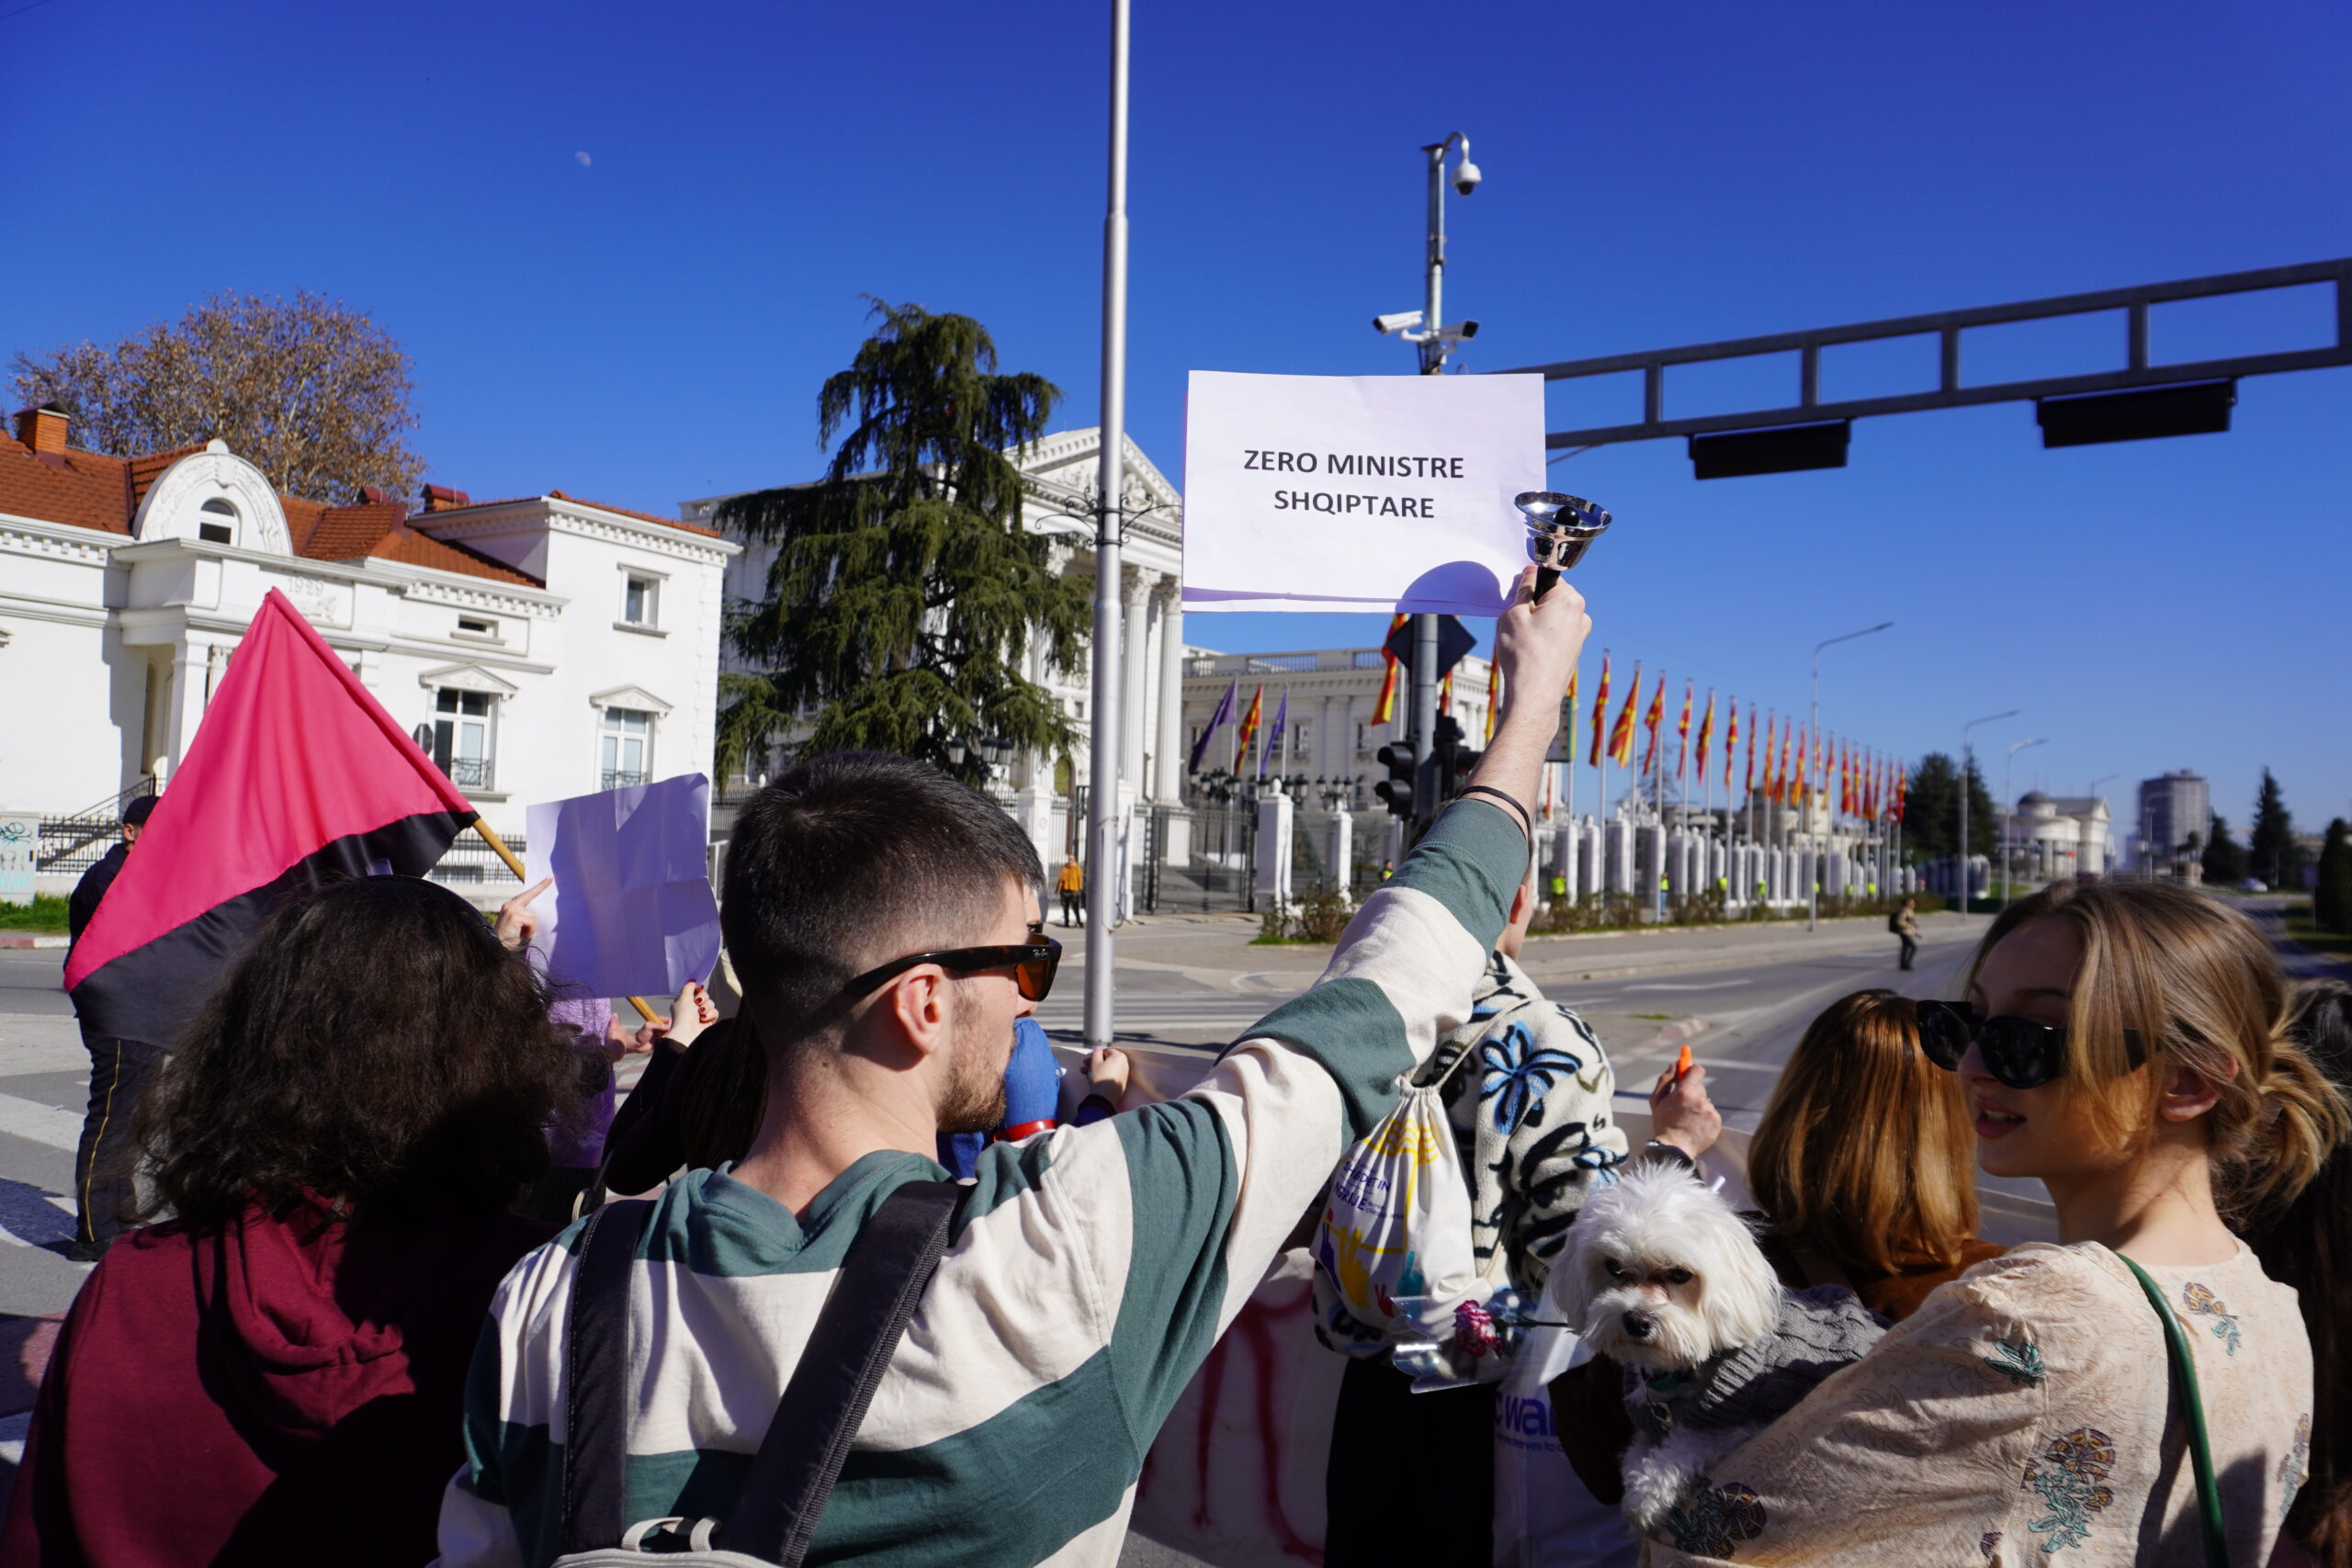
[447,757,494,790]
[602,769,648,791]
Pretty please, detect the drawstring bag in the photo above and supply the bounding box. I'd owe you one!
[1311,1053,1484,1360]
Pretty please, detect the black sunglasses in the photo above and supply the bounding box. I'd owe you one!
[842,936,1062,1005]
[1916,998,2144,1091]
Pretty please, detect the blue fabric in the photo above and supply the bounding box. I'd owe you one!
[933,1019,1066,1178]
[1003,1018,1062,1126]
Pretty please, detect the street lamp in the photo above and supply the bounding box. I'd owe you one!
[2001,738,2048,910]
[1959,710,2019,913]
[1805,620,1893,931]
[1375,131,1482,842]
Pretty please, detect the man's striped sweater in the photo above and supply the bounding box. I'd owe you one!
[435,799,1528,1567]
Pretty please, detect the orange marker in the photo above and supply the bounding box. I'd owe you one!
[1675,1043,1694,1081]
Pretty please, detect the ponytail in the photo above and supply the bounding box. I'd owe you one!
[2229,1037,2352,1220]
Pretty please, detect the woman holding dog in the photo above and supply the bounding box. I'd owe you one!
[1635,879,2346,1567]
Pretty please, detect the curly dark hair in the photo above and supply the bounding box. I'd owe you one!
[135,875,583,1228]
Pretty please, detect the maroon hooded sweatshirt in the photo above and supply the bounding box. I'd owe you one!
[0,1199,553,1567]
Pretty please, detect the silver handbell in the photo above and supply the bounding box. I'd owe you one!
[1514,491,1611,600]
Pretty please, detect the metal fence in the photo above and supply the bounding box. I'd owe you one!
[35,777,159,877]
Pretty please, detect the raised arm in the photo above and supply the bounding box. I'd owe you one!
[1044,567,1591,1431]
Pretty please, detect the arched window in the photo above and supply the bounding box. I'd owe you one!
[198,498,237,546]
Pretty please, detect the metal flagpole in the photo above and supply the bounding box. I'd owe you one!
[1082,0,1131,1051]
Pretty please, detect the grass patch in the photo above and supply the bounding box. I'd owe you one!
[0,895,72,934]
[2284,900,2352,958]
[1629,1011,1676,1021]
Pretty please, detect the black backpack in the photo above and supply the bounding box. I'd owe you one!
[550,1181,966,1565]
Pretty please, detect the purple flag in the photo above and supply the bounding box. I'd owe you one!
[1258,689,1288,778]
[1190,678,1237,773]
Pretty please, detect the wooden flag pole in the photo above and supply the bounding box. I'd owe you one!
[470,819,660,1023]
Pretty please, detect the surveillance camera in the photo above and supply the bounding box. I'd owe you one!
[1458,320,1480,339]
[1373,310,1424,335]
[1453,159,1482,195]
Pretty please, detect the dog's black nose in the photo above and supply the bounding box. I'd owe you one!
[1621,1311,1652,1340]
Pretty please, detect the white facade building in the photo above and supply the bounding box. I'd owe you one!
[0,406,735,889]
[684,428,1186,886]
[2003,791,2116,882]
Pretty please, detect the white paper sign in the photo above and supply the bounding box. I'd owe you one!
[1181,370,1545,616]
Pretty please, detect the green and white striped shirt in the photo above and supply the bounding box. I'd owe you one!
[435,800,1527,1567]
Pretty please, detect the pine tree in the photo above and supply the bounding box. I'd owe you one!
[2315,818,2352,933]
[1903,753,1959,863]
[715,301,1091,785]
[2247,769,2301,891]
[2203,814,2249,886]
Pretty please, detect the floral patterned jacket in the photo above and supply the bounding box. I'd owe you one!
[1643,1240,2312,1567]
[1417,949,1629,1299]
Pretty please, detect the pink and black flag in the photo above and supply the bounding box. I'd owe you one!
[65,589,477,1045]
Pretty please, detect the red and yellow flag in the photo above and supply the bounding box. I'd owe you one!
[1736,703,1751,793]
[1696,690,1716,778]
[1485,661,1501,743]
[1589,655,1611,764]
[1608,661,1640,766]
[1763,714,1779,800]
[1235,683,1265,762]
[1674,682,1694,779]
[1641,671,1667,774]
[1370,613,1407,726]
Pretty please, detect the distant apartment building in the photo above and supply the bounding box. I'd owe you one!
[2136,770,2211,878]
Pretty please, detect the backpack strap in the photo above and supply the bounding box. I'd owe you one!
[720,1179,966,1567]
[558,1196,655,1555]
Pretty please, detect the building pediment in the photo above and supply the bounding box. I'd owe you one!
[132,443,292,556]
[418,662,521,696]
[588,682,672,714]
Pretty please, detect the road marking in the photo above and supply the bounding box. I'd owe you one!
[1621,979,1746,993]
[0,1094,81,1152]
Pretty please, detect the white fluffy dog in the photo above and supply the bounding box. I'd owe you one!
[1547,1162,1884,1534]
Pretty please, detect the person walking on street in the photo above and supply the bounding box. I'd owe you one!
[1891,895,1920,971]
[1057,853,1084,927]
[63,793,163,1261]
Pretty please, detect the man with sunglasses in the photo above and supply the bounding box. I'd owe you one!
[440,565,1592,1568]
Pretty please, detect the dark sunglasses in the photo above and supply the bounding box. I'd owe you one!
[1916,998,2144,1091]
[842,937,1062,1005]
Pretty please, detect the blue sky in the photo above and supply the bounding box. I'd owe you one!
[7,0,2348,835]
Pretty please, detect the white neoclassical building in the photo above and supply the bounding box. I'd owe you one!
[683,427,1188,880]
[0,404,736,889]
[2002,791,2116,882]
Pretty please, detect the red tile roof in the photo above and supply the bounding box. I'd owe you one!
[0,434,539,587]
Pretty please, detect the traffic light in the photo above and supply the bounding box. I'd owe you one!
[1432,716,1481,801]
[1375,743,1415,818]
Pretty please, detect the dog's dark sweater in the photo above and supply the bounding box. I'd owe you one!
[1629,1284,1887,1442]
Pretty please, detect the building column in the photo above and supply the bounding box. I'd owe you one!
[1121,567,1155,790]
[1152,582,1184,803]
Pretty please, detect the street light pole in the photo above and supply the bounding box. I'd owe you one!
[1959,709,2018,917]
[1806,620,1892,931]
[1081,0,1131,1051]
[1394,133,1478,836]
[2002,738,2047,910]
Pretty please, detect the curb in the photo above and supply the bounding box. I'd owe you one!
[0,934,67,950]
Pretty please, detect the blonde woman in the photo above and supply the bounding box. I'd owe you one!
[1641,880,2349,1566]
[1747,989,2004,1322]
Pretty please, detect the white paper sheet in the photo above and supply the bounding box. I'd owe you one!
[1181,370,1546,615]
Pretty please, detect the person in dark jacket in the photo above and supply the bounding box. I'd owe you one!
[62,793,160,1261]
[0,874,582,1568]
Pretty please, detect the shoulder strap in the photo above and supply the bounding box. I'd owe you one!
[2118,1255,2228,1568]
[721,1179,966,1568]
[558,1196,655,1555]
